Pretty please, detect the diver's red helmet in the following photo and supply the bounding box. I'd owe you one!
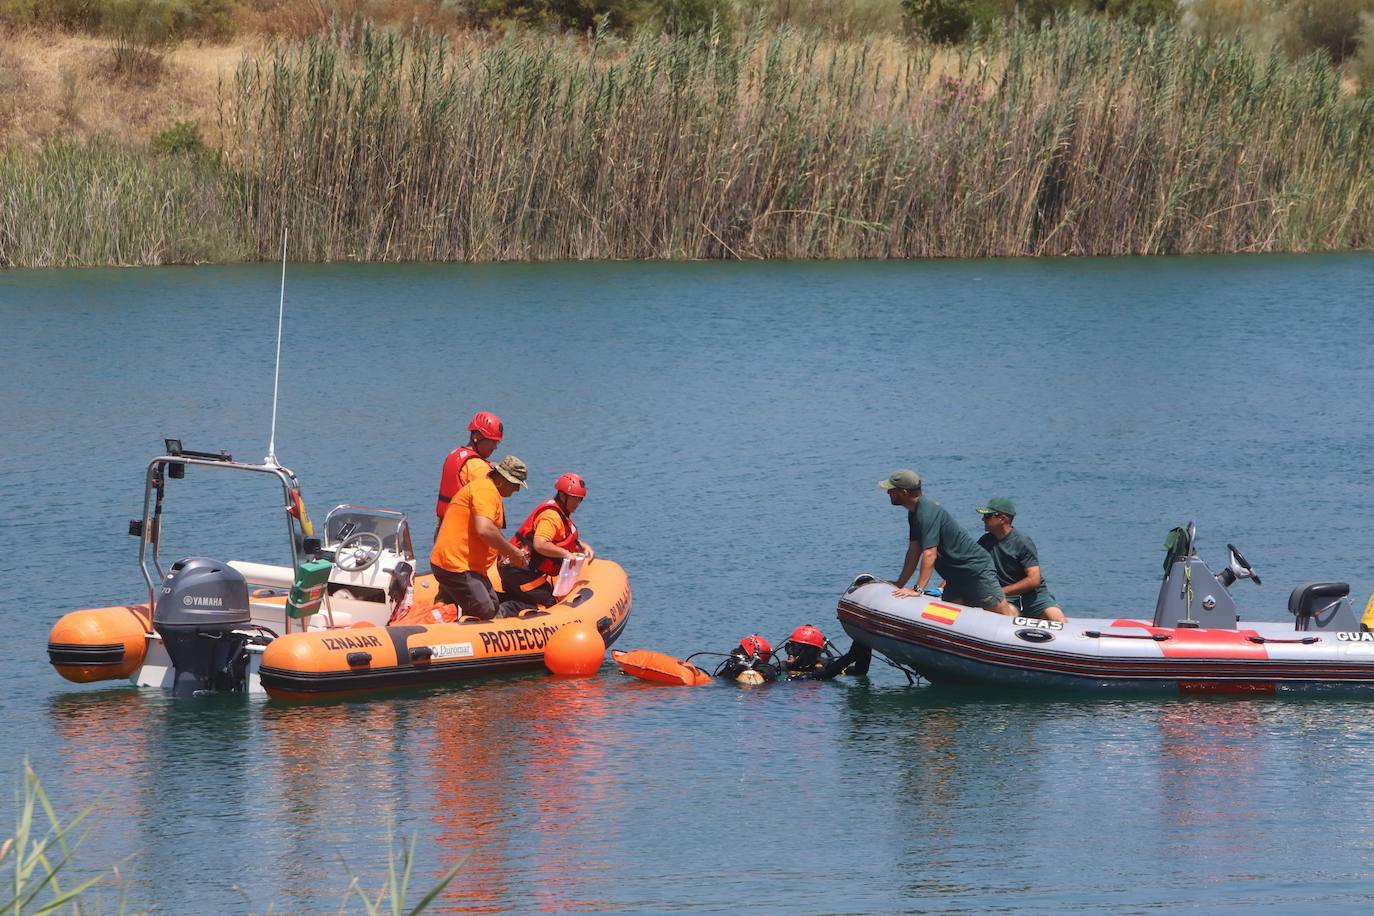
[739,635,772,658]
[788,625,825,649]
[468,411,504,442]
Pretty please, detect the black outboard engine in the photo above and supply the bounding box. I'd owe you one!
[153,557,252,698]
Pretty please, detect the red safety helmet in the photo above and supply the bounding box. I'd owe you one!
[555,473,587,498]
[468,411,504,442]
[788,625,825,649]
[739,634,772,658]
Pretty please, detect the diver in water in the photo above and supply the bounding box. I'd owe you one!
[780,624,843,679]
[707,627,850,684]
[713,634,782,684]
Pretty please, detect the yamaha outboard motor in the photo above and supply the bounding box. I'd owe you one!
[153,557,252,698]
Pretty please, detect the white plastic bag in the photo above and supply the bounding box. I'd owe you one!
[552,555,587,599]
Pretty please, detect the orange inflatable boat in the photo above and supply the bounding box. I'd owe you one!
[260,559,631,699]
[47,443,632,698]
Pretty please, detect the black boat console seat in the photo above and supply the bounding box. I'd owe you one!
[1289,582,1358,632]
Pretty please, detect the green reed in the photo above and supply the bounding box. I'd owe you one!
[3,759,116,915]
[4,14,1373,266]
[3,759,461,914]
[0,139,250,268]
[221,16,1374,261]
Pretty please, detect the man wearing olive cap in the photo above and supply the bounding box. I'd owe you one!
[431,455,532,620]
[881,469,1016,616]
[976,498,1066,622]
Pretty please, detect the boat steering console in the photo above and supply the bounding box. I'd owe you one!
[334,531,385,572]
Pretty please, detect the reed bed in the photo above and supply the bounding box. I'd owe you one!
[222,17,1374,260]
[0,139,251,267]
[4,16,1374,266]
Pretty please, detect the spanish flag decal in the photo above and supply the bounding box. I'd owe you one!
[921,602,961,626]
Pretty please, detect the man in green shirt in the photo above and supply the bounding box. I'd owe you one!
[976,498,1066,622]
[881,469,1016,616]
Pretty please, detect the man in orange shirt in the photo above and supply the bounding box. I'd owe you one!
[431,455,530,620]
[500,472,595,610]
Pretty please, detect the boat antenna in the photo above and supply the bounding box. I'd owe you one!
[266,225,288,466]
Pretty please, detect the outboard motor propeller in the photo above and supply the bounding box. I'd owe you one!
[153,557,252,698]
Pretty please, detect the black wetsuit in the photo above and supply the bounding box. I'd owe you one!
[715,654,783,683]
[813,643,872,679]
[783,646,842,680]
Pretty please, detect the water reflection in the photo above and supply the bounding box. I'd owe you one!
[48,689,259,909]
[1157,699,1264,829]
[255,697,417,911]
[421,674,630,913]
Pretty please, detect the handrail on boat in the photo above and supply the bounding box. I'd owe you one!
[136,448,305,615]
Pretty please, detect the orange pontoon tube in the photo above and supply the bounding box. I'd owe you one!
[258,558,632,699]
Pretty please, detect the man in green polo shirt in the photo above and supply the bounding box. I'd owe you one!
[881,469,1016,616]
[975,498,1067,622]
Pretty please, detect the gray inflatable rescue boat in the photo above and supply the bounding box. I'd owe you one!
[838,523,1374,695]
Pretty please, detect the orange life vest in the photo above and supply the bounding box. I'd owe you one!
[513,500,579,576]
[436,446,480,519]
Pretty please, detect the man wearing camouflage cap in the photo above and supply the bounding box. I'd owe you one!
[976,497,1066,622]
[431,455,531,620]
[881,469,1016,616]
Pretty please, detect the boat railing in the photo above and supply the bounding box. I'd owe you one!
[135,443,306,611]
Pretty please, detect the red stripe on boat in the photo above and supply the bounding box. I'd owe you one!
[1110,620,1268,660]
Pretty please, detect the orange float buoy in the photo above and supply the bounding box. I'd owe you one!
[611,649,712,686]
[544,622,605,676]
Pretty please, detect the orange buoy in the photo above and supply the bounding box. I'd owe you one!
[47,605,152,683]
[611,649,712,686]
[544,622,605,676]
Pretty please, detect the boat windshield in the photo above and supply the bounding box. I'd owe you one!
[322,505,414,559]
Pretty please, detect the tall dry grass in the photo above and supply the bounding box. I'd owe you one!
[222,15,1374,261]
[3,15,1373,266]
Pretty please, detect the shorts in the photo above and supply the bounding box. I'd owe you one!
[1012,588,1059,619]
[942,572,1007,610]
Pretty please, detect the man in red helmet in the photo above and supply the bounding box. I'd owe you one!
[498,472,595,611]
[434,411,504,539]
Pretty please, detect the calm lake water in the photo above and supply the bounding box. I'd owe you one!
[3,255,1374,913]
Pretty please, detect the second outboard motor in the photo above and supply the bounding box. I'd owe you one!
[153,557,252,698]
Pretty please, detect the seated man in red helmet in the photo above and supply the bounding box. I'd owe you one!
[434,411,504,540]
[498,472,595,611]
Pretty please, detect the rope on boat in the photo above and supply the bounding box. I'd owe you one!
[876,651,925,686]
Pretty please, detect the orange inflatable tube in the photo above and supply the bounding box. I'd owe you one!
[47,604,152,683]
[259,559,632,699]
[611,649,712,686]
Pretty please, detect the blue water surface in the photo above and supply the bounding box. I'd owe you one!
[2,254,1374,913]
